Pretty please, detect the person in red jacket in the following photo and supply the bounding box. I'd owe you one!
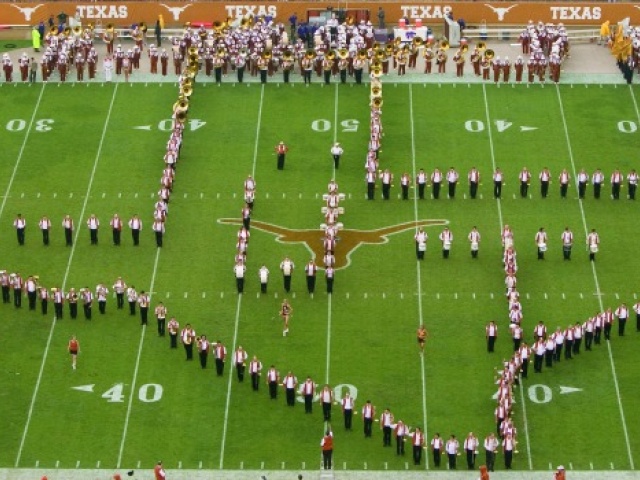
[154,461,166,479]
[321,429,334,470]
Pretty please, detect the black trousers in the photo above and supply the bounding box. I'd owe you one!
[237,66,244,83]
[326,277,334,294]
[418,183,425,199]
[69,302,78,319]
[433,182,441,199]
[322,402,331,421]
[354,68,362,84]
[433,449,441,467]
[306,276,315,294]
[28,291,37,310]
[283,69,290,83]
[396,435,405,455]
[83,303,92,319]
[214,67,222,83]
[486,450,496,471]
[236,277,244,294]
[98,300,106,314]
[541,181,549,198]
[364,417,373,437]
[17,228,25,245]
[344,409,352,430]
[112,228,120,245]
[236,363,245,382]
[286,387,295,406]
[504,450,513,469]
[578,181,587,198]
[131,229,140,246]
[333,155,340,169]
[494,181,502,198]
[184,343,193,360]
[448,182,456,198]
[260,69,267,84]
[487,336,496,352]
[413,444,422,465]
[573,337,582,354]
[303,70,312,83]
[269,381,278,399]
[383,426,392,446]
[401,185,409,199]
[560,183,568,198]
[2,286,10,303]
[470,181,478,199]
[367,182,375,200]
[14,289,22,307]
[612,182,621,199]
[199,350,208,368]
[448,453,456,469]
[324,70,331,84]
[140,307,148,325]
[520,181,529,198]
[42,229,49,245]
[54,302,63,319]
[594,183,601,198]
[277,154,285,170]
[170,332,177,348]
[534,354,543,372]
[41,299,48,315]
[629,183,637,200]
[283,275,292,292]
[382,183,390,200]
[215,358,225,376]
[90,229,98,245]
[304,394,313,413]
[322,450,332,470]
[157,318,165,336]
[585,331,594,349]
[251,372,260,391]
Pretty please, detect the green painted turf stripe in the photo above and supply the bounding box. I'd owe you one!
[408,84,429,470]
[219,84,265,470]
[116,249,160,468]
[482,83,534,471]
[0,83,46,222]
[15,83,120,468]
[629,86,640,126]
[555,84,635,471]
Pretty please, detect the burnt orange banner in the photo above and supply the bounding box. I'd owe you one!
[2,2,638,28]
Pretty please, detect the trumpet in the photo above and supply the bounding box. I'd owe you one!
[484,49,495,60]
[240,17,252,29]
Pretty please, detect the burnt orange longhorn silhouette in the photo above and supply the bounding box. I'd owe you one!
[218,218,449,270]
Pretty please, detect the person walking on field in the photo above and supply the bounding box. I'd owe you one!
[321,429,334,470]
[68,335,79,370]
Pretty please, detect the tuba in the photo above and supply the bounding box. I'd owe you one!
[371,97,383,108]
[413,37,424,47]
[385,44,394,56]
[72,25,82,37]
[371,66,382,78]
[357,49,367,60]
[338,48,349,60]
[283,50,293,61]
[63,26,72,38]
[181,85,193,98]
[305,49,316,60]
[371,86,382,98]
[188,46,199,57]
[477,41,487,52]
[326,50,336,61]
[139,22,148,33]
[439,39,450,50]
[460,44,469,54]
[484,49,495,60]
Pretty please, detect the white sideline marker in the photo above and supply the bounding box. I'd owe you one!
[611,463,615,469]
[436,293,440,300]
[260,462,265,469]
[382,292,386,299]
[96,461,100,468]
[118,192,121,198]
[526,293,530,299]
[364,293,368,299]
[137,461,141,468]
[364,462,368,470]
[178,461,182,469]
[135,193,138,198]
[198,461,202,469]
[183,193,187,199]
[76,460,80,468]
[35,461,39,467]
[281,462,285,469]
[239,461,243,469]
[55,461,59,468]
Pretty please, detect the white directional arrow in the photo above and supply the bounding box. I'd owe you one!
[520,126,538,132]
[72,384,95,393]
[559,385,582,395]
[189,119,206,131]
[133,125,152,130]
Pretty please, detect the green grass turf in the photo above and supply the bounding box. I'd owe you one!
[0,81,639,472]
[0,39,32,53]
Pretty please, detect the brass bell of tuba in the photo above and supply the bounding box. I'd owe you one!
[439,39,450,50]
[484,49,495,60]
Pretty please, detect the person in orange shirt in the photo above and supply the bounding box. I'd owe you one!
[321,429,334,470]
[154,460,166,479]
[68,335,79,370]
[554,465,566,480]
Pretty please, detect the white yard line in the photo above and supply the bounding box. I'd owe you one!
[555,84,634,470]
[15,83,119,468]
[482,84,533,470]
[629,85,640,125]
[0,83,46,221]
[219,84,265,469]
[408,84,429,469]
[116,248,161,468]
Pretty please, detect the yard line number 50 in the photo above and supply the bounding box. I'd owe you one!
[311,119,359,132]
[102,383,163,403]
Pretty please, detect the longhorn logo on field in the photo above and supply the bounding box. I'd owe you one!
[10,4,44,22]
[160,3,192,21]
[218,218,448,270]
[484,4,518,22]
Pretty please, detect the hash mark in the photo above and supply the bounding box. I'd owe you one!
[261,462,265,469]
[221,292,224,298]
[37,193,40,198]
[490,293,494,299]
[183,292,188,298]
[135,193,138,198]
[299,193,302,199]
[562,293,565,299]
[526,293,530,300]
[302,461,305,469]
[200,193,204,199]
[102,193,106,198]
[454,293,458,300]
[364,462,367,469]
[382,292,386,299]
[544,293,548,299]
[580,293,584,299]
[611,463,614,469]
[570,462,573,470]
[590,462,594,470]
[615,293,619,300]
[281,462,285,469]
[400,293,404,299]
[166,292,170,298]
[346,293,350,299]
[21,193,24,198]
[239,461,243,469]
[35,461,39,467]
[292,292,296,299]
[283,193,286,198]
[364,293,368,299]
[118,193,122,198]
[202,292,206,298]
[217,193,220,199]
[436,293,440,300]
[183,193,187,199]
[473,292,476,299]
[385,462,388,470]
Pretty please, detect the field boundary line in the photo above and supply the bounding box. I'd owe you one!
[0,83,46,221]
[116,247,161,468]
[555,84,634,470]
[408,84,429,470]
[482,83,533,470]
[219,84,265,469]
[15,83,119,468]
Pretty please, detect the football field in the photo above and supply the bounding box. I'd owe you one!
[1,79,640,476]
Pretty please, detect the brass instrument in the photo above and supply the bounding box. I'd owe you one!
[182,78,193,89]
[240,17,251,30]
[176,111,188,124]
[326,50,336,61]
[174,99,189,113]
[239,47,248,57]
[413,37,423,47]
[72,26,82,37]
[139,22,148,33]
[217,47,226,58]
[439,39,450,50]
[337,48,348,60]
[262,50,272,60]
[371,97,383,108]
[87,22,94,31]
[394,37,402,46]
[371,60,382,70]
[188,54,199,65]
[357,49,367,60]
[305,49,316,60]
[181,85,193,98]
[385,44,394,55]
[106,23,115,33]
[346,16,355,26]
[213,21,224,33]
[484,49,495,60]
[63,26,72,37]
[460,44,469,54]
[371,66,382,78]
[283,50,293,61]
[188,46,198,57]
[477,41,487,52]
[372,42,380,51]
[375,48,385,61]
[49,26,58,35]
[371,86,382,98]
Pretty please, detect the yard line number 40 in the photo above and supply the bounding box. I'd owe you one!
[102,383,163,403]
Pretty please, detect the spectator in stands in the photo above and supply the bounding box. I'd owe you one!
[289,12,298,40]
[377,7,386,29]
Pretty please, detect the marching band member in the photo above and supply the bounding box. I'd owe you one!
[249,355,262,391]
[380,169,393,200]
[109,213,122,246]
[154,301,167,336]
[453,49,464,77]
[439,227,453,259]
[181,323,196,361]
[112,276,126,309]
[275,141,288,170]
[535,227,547,260]
[491,55,501,83]
[167,317,179,349]
[514,55,524,82]
[280,298,293,336]
[431,168,443,199]
[39,215,51,246]
[14,213,26,246]
[95,283,109,314]
[416,168,427,199]
[436,47,447,74]
[81,287,93,320]
[86,214,99,245]
[446,167,459,199]
[502,56,511,83]
[137,290,150,325]
[628,169,638,200]
[468,226,481,259]
[127,284,137,316]
[128,214,142,246]
[587,228,599,261]
[481,53,490,80]
[470,47,480,76]
[52,287,64,319]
